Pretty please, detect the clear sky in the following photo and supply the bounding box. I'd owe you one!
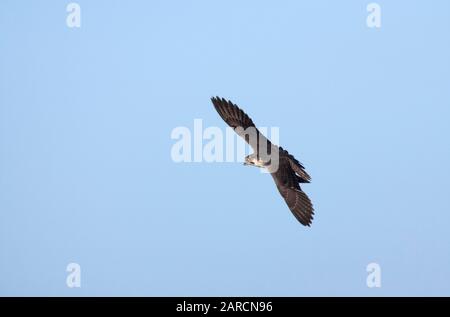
[1,0,450,296]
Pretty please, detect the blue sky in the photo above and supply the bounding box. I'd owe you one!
[1,0,450,296]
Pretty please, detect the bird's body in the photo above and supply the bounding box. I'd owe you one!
[211,97,314,226]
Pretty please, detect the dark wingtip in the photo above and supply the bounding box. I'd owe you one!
[211,96,226,106]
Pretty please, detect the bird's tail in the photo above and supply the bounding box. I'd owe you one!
[279,147,311,183]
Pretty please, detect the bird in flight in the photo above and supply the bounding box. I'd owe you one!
[211,97,314,226]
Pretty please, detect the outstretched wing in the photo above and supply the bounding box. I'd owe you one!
[271,151,314,226]
[211,97,270,151]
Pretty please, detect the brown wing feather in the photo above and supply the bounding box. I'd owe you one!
[277,186,314,226]
[211,97,270,151]
[211,97,256,130]
[272,153,314,226]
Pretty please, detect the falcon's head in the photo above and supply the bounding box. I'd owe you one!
[244,153,267,168]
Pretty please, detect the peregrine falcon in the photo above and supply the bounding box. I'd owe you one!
[211,97,314,226]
